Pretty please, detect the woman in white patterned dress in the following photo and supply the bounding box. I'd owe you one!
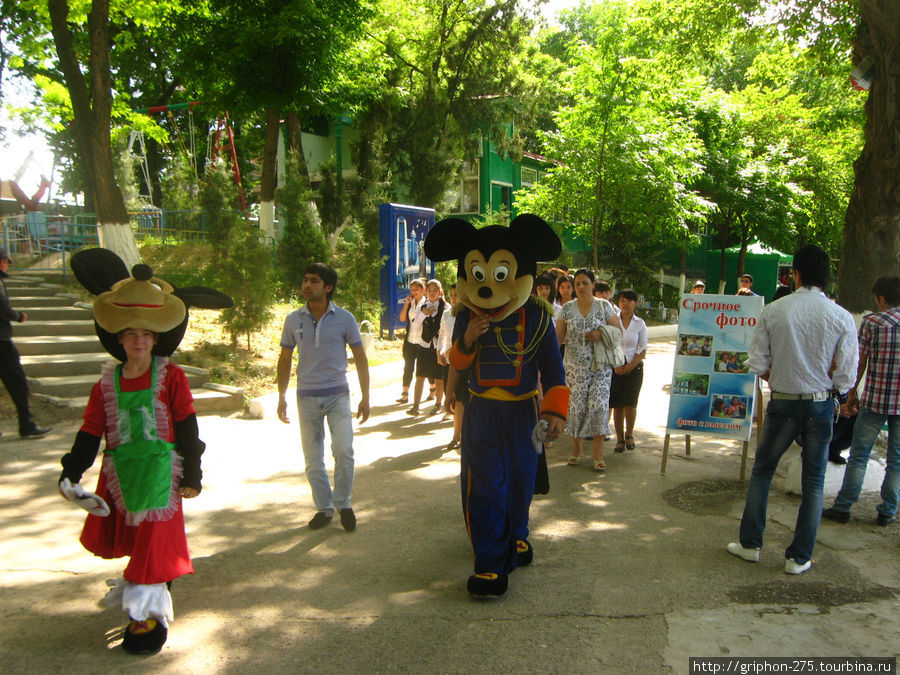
[555,268,622,472]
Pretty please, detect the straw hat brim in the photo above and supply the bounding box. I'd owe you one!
[93,283,186,335]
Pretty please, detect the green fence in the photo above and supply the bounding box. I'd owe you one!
[2,209,275,274]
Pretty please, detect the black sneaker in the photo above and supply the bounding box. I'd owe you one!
[20,425,51,439]
[467,572,508,599]
[122,618,167,655]
[308,511,333,530]
[821,507,850,523]
[339,508,357,532]
[876,513,896,526]
[516,539,533,567]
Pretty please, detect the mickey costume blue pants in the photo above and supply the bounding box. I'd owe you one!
[460,395,540,576]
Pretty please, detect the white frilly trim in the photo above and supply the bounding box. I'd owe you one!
[102,578,173,628]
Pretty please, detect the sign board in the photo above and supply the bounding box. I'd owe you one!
[665,294,765,441]
[379,203,435,336]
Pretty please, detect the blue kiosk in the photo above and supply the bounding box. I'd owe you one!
[379,203,436,338]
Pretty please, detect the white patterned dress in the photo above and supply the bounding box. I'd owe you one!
[561,298,617,438]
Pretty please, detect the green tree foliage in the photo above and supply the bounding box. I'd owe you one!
[519,2,709,281]
[352,0,536,209]
[217,225,276,350]
[275,152,330,300]
[200,161,243,246]
[332,221,384,327]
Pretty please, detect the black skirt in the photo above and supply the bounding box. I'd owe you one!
[609,362,644,408]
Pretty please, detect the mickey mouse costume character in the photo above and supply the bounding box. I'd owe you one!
[58,249,231,655]
[424,214,569,598]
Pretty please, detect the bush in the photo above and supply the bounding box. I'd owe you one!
[332,220,384,326]
[200,160,243,246]
[216,226,276,350]
[275,152,329,300]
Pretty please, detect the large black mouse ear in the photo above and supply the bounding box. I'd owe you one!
[424,218,478,262]
[70,248,130,295]
[510,214,561,262]
[173,286,234,310]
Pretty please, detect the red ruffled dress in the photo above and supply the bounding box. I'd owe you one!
[79,359,196,585]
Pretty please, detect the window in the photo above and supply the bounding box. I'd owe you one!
[450,160,480,214]
[521,167,538,187]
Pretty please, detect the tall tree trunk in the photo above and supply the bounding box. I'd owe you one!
[838,1,900,311]
[259,107,280,238]
[48,0,140,269]
[284,111,319,229]
[718,218,729,293]
[146,137,164,208]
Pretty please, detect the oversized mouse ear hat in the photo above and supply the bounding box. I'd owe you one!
[72,248,233,362]
[93,263,187,360]
[93,263,186,333]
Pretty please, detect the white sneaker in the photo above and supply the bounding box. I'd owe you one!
[726,542,760,562]
[784,558,811,575]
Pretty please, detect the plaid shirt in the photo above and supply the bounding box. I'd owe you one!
[858,306,900,415]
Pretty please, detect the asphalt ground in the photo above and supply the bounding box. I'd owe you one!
[1,340,897,673]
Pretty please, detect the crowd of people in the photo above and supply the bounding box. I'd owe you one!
[393,265,650,473]
[5,242,889,649]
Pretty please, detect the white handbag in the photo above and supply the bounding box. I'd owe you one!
[591,325,626,370]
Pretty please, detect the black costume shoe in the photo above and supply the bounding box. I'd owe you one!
[821,507,850,523]
[876,513,896,526]
[516,539,533,568]
[20,425,51,439]
[339,508,356,532]
[467,572,508,599]
[122,619,167,655]
[308,511,333,530]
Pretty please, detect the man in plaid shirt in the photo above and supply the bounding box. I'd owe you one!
[823,275,900,527]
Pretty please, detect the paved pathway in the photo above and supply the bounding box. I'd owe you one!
[1,342,896,673]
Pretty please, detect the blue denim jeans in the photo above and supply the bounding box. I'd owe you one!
[831,407,900,518]
[739,398,833,564]
[298,392,355,513]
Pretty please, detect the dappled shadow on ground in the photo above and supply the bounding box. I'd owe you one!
[3,389,896,671]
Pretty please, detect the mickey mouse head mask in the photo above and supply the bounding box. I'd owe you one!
[423,214,562,322]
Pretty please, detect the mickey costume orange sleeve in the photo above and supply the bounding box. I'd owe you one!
[424,214,569,599]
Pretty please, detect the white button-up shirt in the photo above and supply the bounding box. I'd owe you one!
[748,286,858,394]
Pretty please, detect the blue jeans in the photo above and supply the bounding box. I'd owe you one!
[831,407,900,518]
[739,398,833,564]
[298,393,355,513]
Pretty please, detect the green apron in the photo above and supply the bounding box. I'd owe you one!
[106,360,177,517]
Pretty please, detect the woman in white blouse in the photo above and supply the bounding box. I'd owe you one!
[609,289,648,452]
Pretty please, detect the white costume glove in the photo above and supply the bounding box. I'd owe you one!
[60,478,110,517]
[531,419,549,454]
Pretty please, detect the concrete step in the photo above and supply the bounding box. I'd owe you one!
[7,295,78,307]
[14,319,96,337]
[29,368,210,398]
[3,276,49,287]
[9,305,93,321]
[3,284,63,297]
[14,335,106,356]
[35,383,245,419]
[21,352,112,377]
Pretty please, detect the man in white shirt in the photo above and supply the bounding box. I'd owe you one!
[727,245,857,575]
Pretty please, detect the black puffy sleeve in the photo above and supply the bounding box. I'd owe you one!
[59,430,102,485]
[174,413,205,493]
